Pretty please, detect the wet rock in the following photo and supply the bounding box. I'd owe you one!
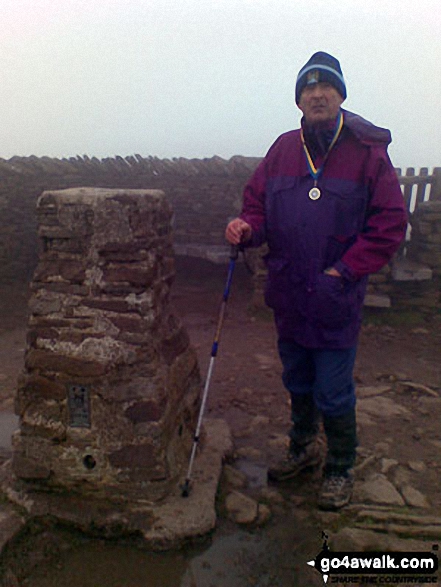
[355,509,441,526]
[380,458,399,474]
[357,396,410,419]
[235,447,263,461]
[331,527,435,552]
[408,460,427,473]
[393,466,411,489]
[268,434,289,451]
[357,385,392,398]
[259,487,285,505]
[357,473,405,506]
[256,503,271,526]
[355,522,441,540]
[356,446,371,459]
[222,465,247,490]
[225,491,259,524]
[401,381,439,398]
[400,484,430,508]
[0,505,25,552]
[373,441,391,458]
[354,454,377,474]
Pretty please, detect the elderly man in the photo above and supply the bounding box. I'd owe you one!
[225,51,407,510]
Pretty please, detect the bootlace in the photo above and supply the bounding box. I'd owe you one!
[324,475,347,490]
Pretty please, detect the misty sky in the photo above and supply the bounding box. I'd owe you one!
[1,0,440,170]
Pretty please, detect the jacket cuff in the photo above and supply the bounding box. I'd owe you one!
[334,260,358,282]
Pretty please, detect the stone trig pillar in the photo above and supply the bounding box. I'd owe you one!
[13,188,201,503]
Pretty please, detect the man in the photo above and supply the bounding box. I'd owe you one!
[225,52,407,510]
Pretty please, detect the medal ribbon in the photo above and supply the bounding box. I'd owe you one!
[300,110,344,182]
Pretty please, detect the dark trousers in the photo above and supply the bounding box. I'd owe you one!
[278,339,358,475]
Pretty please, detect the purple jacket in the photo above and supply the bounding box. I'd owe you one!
[240,109,408,349]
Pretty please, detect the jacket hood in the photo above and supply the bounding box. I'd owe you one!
[342,109,392,146]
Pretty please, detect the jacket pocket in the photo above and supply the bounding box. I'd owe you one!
[324,184,368,236]
[309,273,357,329]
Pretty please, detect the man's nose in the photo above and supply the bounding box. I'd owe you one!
[309,84,324,98]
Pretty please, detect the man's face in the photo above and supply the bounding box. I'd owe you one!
[298,82,344,125]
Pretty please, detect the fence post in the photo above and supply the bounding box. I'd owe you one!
[402,167,415,211]
[432,167,441,201]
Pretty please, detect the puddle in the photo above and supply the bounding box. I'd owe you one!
[19,529,300,587]
[24,542,188,587]
[2,505,322,587]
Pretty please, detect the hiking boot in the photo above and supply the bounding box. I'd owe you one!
[317,472,354,510]
[267,443,321,482]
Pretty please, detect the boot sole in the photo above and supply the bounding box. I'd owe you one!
[317,494,352,511]
[267,456,322,483]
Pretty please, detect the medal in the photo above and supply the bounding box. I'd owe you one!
[301,111,344,202]
[308,186,321,201]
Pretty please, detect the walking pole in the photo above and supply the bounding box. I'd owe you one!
[181,244,239,497]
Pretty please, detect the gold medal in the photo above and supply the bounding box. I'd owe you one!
[309,186,321,201]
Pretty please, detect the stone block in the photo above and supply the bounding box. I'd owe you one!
[391,258,433,281]
[125,400,165,423]
[103,265,157,287]
[19,374,66,402]
[83,297,132,313]
[25,349,107,377]
[109,443,166,477]
[363,294,391,308]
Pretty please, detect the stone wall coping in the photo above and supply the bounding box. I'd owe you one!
[38,187,166,206]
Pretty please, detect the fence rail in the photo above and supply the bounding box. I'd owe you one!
[396,167,441,213]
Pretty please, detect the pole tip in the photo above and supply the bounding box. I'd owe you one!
[181,480,191,498]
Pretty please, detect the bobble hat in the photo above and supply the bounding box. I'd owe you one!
[296,51,347,104]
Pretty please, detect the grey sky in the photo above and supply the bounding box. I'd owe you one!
[1,0,440,170]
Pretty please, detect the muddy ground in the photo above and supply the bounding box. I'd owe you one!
[0,256,440,586]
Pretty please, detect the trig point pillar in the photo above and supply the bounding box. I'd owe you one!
[13,188,201,503]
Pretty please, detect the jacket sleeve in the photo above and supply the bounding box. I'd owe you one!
[238,157,268,247]
[334,148,408,281]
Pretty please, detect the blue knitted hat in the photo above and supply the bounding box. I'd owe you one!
[296,52,346,103]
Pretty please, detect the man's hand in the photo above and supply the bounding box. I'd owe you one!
[324,267,342,277]
[225,218,252,245]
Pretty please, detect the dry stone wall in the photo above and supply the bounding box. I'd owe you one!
[408,201,441,275]
[13,188,201,502]
[0,155,259,283]
[0,154,440,314]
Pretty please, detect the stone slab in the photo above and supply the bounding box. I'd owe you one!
[0,418,232,551]
[331,527,436,553]
[357,396,410,420]
[0,505,26,552]
[363,294,391,308]
[174,244,237,264]
[356,473,405,507]
[391,258,433,281]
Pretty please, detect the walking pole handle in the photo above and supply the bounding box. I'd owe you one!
[230,244,240,260]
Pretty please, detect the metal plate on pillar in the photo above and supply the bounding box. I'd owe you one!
[67,384,91,428]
